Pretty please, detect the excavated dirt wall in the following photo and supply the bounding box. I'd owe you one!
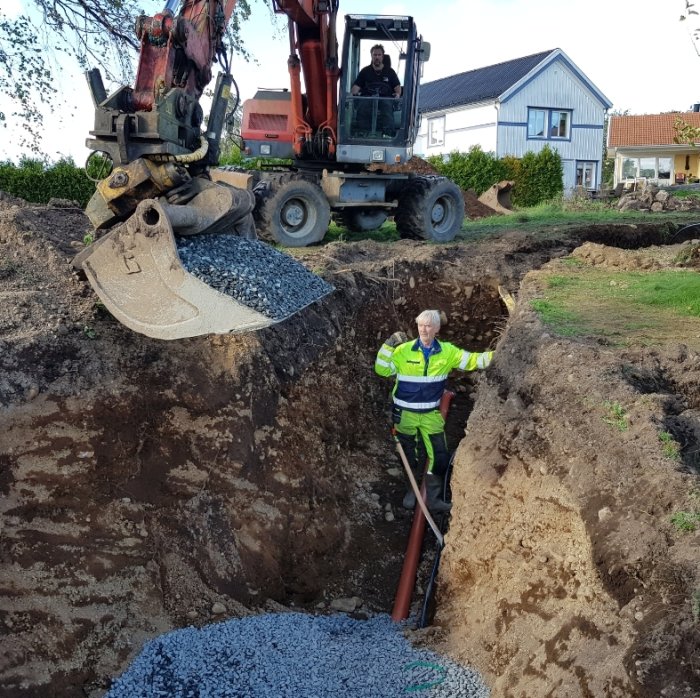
[2,196,700,697]
[1,199,510,696]
[435,252,700,697]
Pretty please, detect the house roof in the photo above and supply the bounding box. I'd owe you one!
[418,50,555,113]
[608,112,700,147]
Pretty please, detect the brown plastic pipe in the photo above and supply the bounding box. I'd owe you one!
[391,390,455,622]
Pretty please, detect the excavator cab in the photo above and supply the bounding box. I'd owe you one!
[337,15,429,164]
[242,13,430,168]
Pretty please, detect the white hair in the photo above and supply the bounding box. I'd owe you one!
[415,309,441,327]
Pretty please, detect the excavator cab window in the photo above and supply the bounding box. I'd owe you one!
[350,96,400,139]
[338,15,419,151]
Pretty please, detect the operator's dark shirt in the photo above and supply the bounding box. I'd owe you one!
[353,65,400,97]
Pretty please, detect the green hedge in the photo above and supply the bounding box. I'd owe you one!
[427,144,564,208]
[0,157,99,208]
[426,147,509,195]
[3,145,566,212]
[514,145,563,207]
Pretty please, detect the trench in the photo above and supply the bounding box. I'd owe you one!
[144,264,508,616]
[4,220,700,695]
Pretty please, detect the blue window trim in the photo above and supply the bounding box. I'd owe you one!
[499,121,603,130]
[526,107,573,142]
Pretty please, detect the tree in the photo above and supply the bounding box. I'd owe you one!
[0,0,258,155]
[680,0,700,56]
[674,115,700,145]
[602,109,629,186]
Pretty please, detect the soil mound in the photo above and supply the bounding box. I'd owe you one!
[369,157,499,219]
[463,188,501,219]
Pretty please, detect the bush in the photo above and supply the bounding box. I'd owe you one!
[426,146,508,196]
[511,145,563,208]
[219,140,245,166]
[427,145,563,208]
[0,157,98,207]
[500,155,521,183]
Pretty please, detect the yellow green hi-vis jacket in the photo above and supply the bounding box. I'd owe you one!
[375,338,493,412]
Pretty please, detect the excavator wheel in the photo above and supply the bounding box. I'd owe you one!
[255,176,331,247]
[395,176,465,243]
[336,208,388,233]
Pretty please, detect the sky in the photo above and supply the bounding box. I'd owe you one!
[1,0,698,164]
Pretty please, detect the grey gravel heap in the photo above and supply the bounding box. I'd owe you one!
[106,612,489,698]
[176,234,334,321]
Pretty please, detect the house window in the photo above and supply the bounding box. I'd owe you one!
[639,158,655,178]
[527,109,546,138]
[550,111,570,139]
[622,157,637,179]
[427,116,445,147]
[527,108,571,140]
[576,161,596,189]
[621,156,673,181]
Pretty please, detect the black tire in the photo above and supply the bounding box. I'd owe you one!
[395,177,465,243]
[337,208,389,233]
[256,178,330,247]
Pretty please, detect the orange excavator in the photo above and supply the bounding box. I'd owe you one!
[76,0,464,339]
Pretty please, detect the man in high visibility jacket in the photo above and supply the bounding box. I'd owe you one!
[374,309,494,513]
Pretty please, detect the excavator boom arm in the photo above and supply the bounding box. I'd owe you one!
[132,0,238,111]
[273,0,339,156]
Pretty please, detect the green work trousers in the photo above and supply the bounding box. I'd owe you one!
[393,406,449,477]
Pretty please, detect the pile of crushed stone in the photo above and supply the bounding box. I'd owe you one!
[106,613,490,698]
[176,233,334,320]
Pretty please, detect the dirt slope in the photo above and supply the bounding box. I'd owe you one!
[437,270,700,696]
[1,195,699,697]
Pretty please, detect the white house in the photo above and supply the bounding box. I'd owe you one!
[416,49,612,192]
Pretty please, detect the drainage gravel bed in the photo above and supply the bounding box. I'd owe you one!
[176,234,334,321]
[105,612,489,698]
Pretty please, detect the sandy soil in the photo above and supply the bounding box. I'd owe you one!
[1,194,699,697]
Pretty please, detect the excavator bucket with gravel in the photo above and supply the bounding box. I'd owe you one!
[73,191,333,341]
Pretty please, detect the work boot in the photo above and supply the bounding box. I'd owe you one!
[401,464,422,510]
[425,474,452,514]
[402,488,417,510]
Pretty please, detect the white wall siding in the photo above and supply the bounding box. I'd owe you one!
[561,159,576,191]
[415,104,497,157]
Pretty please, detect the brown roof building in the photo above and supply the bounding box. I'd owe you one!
[607,112,700,186]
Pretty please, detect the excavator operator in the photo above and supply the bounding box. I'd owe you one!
[374,310,494,514]
[351,44,401,135]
